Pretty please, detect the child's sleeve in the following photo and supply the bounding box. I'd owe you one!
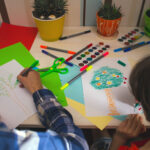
[33,89,89,150]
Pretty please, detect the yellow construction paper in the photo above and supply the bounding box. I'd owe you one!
[67,97,113,130]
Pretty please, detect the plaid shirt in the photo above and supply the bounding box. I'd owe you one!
[0,89,89,150]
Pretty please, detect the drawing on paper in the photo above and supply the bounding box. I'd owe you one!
[0,72,28,114]
[0,74,17,96]
[90,66,124,90]
[105,88,120,115]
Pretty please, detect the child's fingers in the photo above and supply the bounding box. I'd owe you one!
[130,115,141,131]
[134,116,144,135]
[126,114,135,129]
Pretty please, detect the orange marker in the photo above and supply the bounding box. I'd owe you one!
[40,45,76,54]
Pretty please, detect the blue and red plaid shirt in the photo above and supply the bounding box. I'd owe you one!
[0,89,89,150]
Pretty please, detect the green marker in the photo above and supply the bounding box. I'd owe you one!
[22,60,39,76]
[16,60,39,84]
[117,60,126,67]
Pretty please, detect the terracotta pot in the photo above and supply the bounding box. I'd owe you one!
[96,13,121,36]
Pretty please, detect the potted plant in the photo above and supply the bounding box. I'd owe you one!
[32,0,68,41]
[96,3,122,36]
[144,8,150,37]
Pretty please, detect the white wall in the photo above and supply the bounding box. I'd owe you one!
[113,0,143,26]
[140,0,150,26]
[4,0,81,27]
[3,0,149,27]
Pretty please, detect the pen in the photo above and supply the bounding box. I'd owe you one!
[114,41,146,52]
[124,41,150,52]
[40,45,76,54]
[61,52,109,90]
[42,50,73,67]
[59,30,91,40]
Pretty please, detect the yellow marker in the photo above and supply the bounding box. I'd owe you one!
[61,83,69,90]
[86,65,93,71]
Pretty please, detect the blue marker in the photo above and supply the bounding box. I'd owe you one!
[42,50,73,67]
[124,41,150,52]
[114,41,146,52]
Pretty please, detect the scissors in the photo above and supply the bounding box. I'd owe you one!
[35,57,69,78]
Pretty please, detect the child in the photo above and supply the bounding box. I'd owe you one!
[92,56,150,150]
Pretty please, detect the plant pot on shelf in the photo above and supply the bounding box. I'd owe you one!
[33,15,65,41]
[96,13,121,37]
[144,9,150,37]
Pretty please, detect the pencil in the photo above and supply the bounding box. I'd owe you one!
[40,45,76,54]
[42,50,73,67]
[66,43,93,61]
[59,30,91,40]
[61,52,109,90]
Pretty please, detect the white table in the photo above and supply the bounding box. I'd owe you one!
[21,26,150,128]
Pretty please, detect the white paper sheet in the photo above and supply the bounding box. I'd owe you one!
[0,60,36,129]
[82,57,137,116]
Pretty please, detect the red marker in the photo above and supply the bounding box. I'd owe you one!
[40,45,76,54]
[66,43,93,61]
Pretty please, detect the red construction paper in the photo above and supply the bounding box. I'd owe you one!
[0,22,37,51]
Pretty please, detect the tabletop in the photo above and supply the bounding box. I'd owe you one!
[21,26,150,129]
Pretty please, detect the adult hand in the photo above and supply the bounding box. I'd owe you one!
[115,114,146,141]
[17,69,43,94]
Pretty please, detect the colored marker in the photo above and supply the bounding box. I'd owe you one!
[114,41,146,52]
[124,41,150,52]
[117,60,126,67]
[16,60,39,83]
[40,45,76,54]
[61,52,109,90]
[66,43,93,61]
[59,30,91,40]
[22,60,39,76]
[42,50,73,67]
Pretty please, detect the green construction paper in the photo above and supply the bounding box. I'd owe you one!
[0,42,36,67]
[0,42,67,106]
[41,72,67,106]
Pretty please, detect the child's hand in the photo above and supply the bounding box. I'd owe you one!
[115,114,146,141]
[17,69,43,94]
[110,114,146,150]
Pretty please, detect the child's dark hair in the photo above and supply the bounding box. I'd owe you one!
[130,56,150,121]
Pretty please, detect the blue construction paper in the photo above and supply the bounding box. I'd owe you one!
[59,65,85,104]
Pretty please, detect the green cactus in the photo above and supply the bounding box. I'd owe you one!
[98,3,122,20]
[32,0,68,19]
